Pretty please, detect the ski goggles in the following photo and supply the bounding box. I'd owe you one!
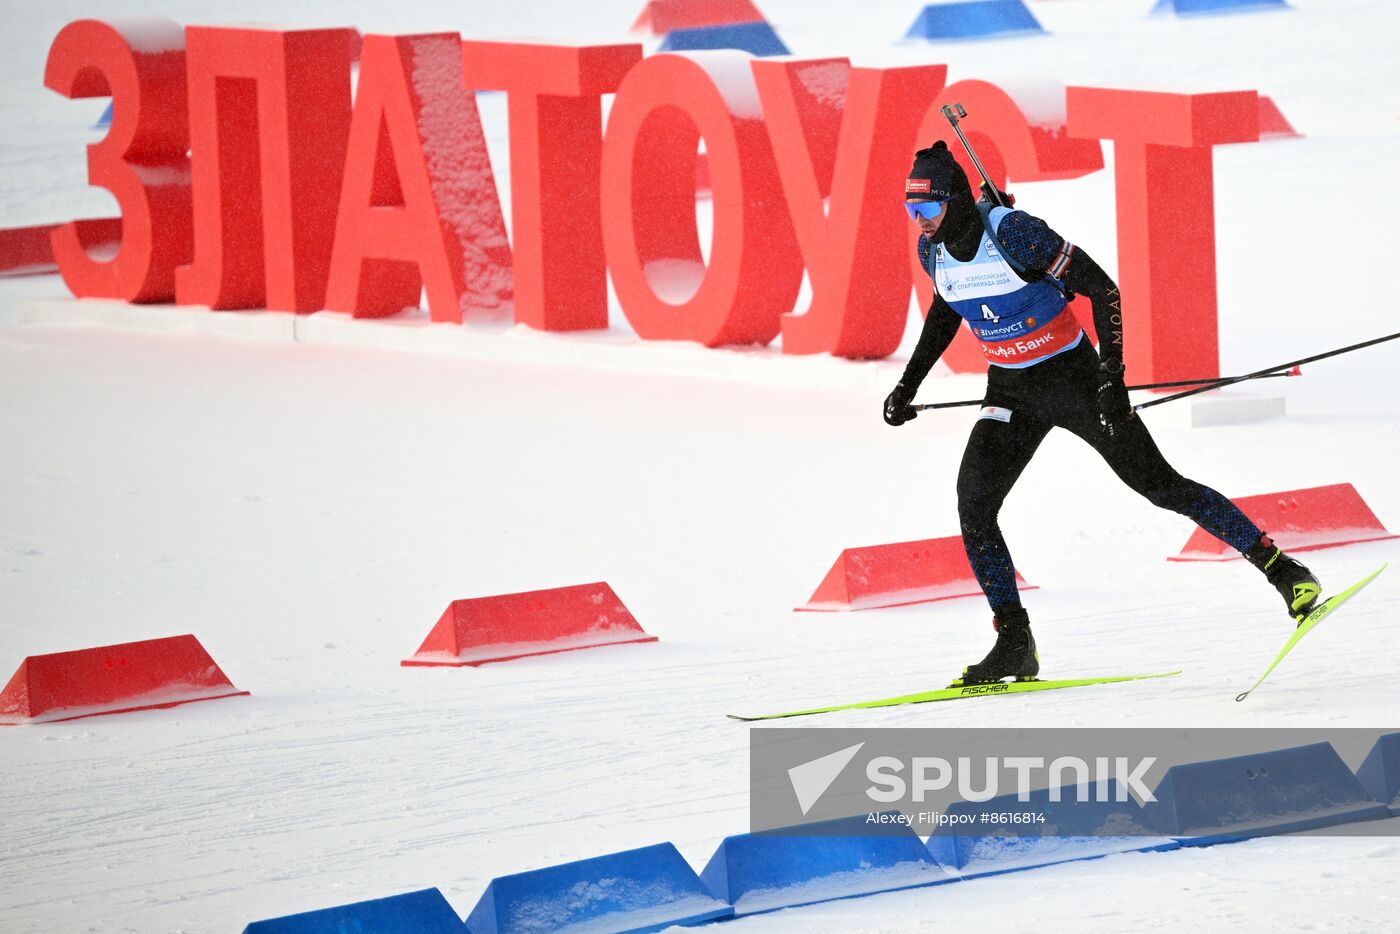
[904,199,951,220]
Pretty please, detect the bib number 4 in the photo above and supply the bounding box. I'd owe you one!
[981,303,1000,324]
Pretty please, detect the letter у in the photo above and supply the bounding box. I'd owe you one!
[754,60,946,358]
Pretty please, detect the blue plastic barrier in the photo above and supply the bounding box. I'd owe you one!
[1144,742,1389,846]
[1151,0,1289,15]
[242,888,464,934]
[657,21,790,56]
[903,1,1046,41]
[699,814,954,916]
[465,843,732,934]
[1356,732,1400,816]
[926,780,1177,879]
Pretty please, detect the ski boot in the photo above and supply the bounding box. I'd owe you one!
[950,606,1040,686]
[1245,534,1322,623]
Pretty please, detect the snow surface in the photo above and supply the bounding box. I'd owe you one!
[980,75,1070,130]
[792,60,848,110]
[3,1,1400,932]
[1,685,250,726]
[103,16,188,55]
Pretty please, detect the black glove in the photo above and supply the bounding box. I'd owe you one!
[1095,363,1132,441]
[883,381,918,427]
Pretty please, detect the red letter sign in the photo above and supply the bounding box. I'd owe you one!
[755,60,947,358]
[324,34,512,322]
[462,41,642,331]
[600,51,802,346]
[43,18,190,302]
[1068,87,1258,383]
[176,27,354,312]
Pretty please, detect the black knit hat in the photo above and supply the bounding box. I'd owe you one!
[906,140,977,246]
[905,140,971,201]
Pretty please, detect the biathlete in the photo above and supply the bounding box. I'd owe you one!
[885,141,1322,685]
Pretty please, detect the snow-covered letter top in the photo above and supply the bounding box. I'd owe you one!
[929,206,1084,369]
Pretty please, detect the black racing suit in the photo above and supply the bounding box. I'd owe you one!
[902,208,1262,611]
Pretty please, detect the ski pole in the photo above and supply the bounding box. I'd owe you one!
[940,103,1005,208]
[910,368,1299,413]
[1133,330,1400,412]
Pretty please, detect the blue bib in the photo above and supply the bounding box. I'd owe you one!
[929,207,1084,369]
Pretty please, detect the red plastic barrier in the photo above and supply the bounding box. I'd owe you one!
[630,0,765,34]
[600,52,802,346]
[1257,95,1300,138]
[913,79,1105,374]
[0,635,248,725]
[177,26,354,312]
[402,582,657,666]
[0,220,120,276]
[43,18,191,302]
[798,536,1037,612]
[324,33,513,322]
[756,59,946,358]
[462,41,642,331]
[1170,483,1398,562]
[0,224,62,275]
[1067,87,1258,385]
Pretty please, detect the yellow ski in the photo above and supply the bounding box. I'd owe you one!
[1236,563,1387,702]
[728,670,1181,722]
